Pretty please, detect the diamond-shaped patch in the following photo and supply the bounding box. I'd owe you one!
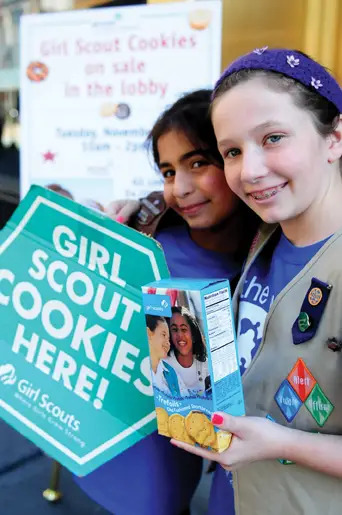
[305,384,334,427]
[274,380,302,422]
[287,358,316,401]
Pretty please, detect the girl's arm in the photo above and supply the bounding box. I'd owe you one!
[171,412,342,477]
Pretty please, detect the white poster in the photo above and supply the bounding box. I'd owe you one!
[20,1,221,209]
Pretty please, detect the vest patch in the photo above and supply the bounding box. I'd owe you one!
[287,358,316,401]
[292,278,332,345]
[305,384,334,427]
[274,358,334,427]
[274,380,302,422]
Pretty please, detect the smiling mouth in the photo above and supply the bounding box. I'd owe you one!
[248,182,287,201]
[179,201,209,215]
[177,340,187,347]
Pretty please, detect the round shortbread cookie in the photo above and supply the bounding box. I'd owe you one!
[188,9,212,30]
[168,414,194,444]
[185,411,216,447]
[100,103,118,117]
[156,407,170,437]
[211,430,232,453]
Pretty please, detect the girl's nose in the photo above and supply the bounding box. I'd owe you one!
[172,169,194,198]
[240,147,268,184]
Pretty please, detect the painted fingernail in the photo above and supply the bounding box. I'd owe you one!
[212,413,224,425]
[116,216,125,223]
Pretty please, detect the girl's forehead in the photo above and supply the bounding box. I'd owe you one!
[172,313,188,324]
[214,77,292,111]
[212,79,308,136]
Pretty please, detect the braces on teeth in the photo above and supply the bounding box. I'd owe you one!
[253,189,278,200]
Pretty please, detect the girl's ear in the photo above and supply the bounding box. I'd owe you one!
[327,115,342,164]
[147,327,152,340]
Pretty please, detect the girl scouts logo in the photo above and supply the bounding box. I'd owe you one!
[274,358,333,427]
[0,364,17,385]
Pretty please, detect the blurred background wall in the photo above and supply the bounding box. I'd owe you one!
[146,0,342,81]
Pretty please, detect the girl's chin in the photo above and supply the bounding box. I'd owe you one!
[253,207,285,224]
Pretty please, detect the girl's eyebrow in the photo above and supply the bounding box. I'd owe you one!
[159,149,209,169]
[217,120,284,148]
[252,120,283,132]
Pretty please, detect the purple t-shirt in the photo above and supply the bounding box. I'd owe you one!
[238,231,329,375]
[75,223,242,515]
[156,224,242,281]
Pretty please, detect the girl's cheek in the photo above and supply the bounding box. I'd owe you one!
[224,172,238,194]
[200,171,230,194]
[163,184,174,206]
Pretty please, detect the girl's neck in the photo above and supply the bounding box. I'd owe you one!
[281,176,342,246]
[176,354,193,368]
[189,208,249,253]
[150,354,160,374]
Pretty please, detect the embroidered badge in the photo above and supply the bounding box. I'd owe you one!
[274,380,302,422]
[287,358,316,401]
[308,287,323,306]
[305,384,334,427]
[275,358,334,428]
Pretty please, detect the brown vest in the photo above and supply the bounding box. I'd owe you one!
[130,191,183,236]
[232,224,342,514]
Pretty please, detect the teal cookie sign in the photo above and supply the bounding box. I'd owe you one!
[0,186,169,475]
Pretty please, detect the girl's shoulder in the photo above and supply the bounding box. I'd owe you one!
[245,223,279,265]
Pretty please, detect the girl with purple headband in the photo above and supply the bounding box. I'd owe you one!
[172,48,342,514]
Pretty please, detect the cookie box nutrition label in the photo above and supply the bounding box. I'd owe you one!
[204,288,238,383]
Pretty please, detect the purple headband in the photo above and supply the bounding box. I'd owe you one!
[214,47,342,113]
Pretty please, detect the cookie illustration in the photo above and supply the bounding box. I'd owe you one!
[185,411,216,447]
[100,103,118,117]
[168,413,194,444]
[156,407,170,437]
[211,430,232,453]
[115,103,131,119]
[188,9,212,30]
[26,61,49,82]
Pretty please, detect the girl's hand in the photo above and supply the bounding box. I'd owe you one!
[171,412,292,471]
[105,199,141,224]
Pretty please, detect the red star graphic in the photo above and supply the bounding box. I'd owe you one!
[42,150,56,162]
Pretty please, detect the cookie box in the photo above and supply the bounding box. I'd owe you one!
[142,278,245,452]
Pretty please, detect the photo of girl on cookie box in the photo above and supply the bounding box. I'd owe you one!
[142,278,245,452]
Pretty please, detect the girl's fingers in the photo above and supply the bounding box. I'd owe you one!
[211,412,238,433]
[170,439,220,461]
[116,200,141,223]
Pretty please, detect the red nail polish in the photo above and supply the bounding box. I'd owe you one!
[212,413,224,425]
[116,216,125,224]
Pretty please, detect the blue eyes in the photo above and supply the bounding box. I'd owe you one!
[224,134,284,159]
[265,134,283,144]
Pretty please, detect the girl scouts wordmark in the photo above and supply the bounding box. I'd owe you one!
[0,185,170,474]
